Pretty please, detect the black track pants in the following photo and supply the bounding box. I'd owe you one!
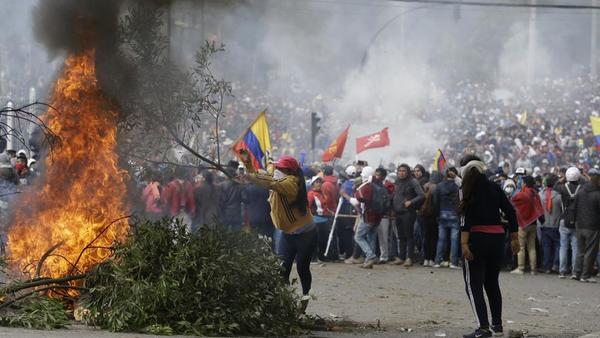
[282,228,318,295]
[462,232,504,329]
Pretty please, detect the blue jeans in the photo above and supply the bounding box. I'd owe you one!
[435,210,460,265]
[354,220,377,261]
[540,227,560,271]
[559,226,578,274]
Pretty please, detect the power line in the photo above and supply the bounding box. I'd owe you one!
[388,0,600,10]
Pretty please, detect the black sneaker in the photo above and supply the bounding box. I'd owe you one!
[491,324,504,336]
[463,328,493,338]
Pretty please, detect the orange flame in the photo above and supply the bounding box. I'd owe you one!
[7,49,128,278]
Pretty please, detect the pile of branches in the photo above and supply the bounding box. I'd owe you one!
[0,218,303,335]
[80,218,302,336]
[0,256,76,330]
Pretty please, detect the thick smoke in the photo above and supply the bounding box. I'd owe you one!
[8,0,600,166]
[32,0,120,55]
[31,0,175,109]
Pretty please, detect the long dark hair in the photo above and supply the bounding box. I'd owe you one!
[459,167,485,214]
[290,168,308,215]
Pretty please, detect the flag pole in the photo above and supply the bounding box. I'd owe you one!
[325,196,344,257]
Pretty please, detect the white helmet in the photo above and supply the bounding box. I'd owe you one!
[345,165,357,177]
[566,167,580,182]
[361,166,375,181]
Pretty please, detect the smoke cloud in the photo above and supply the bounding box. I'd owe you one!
[3,0,599,166]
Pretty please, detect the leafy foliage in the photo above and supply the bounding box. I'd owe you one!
[82,219,301,336]
[0,295,69,330]
[117,3,233,173]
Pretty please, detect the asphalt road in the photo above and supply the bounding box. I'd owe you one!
[0,262,598,337]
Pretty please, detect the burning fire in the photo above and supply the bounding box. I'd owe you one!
[8,49,128,278]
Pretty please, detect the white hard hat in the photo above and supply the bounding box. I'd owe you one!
[345,165,357,177]
[361,166,374,180]
[566,167,580,182]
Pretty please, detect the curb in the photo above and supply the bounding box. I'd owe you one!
[579,333,600,338]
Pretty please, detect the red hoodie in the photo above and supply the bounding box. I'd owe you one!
[512,187,544,228]
[321,175,339,212]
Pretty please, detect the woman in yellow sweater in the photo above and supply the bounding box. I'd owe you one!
[239,150,316,313]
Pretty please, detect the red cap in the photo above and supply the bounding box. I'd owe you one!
[274,155,300,171]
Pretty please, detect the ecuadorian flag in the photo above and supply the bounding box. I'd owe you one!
[590,116,600,151]
[433,149,446,173]
[232,111,272,170]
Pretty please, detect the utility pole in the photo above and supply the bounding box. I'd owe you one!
[526,0,537,87]
[310,112,321,163]
[592,0,598,77]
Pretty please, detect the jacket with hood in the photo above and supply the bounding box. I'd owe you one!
[414,164,430,188]
[393,176,425,214]
[321,175,339,213]
[555,181,582,228]
[435,178,460,214]
[538,189,562,228]
[573,181,600,231]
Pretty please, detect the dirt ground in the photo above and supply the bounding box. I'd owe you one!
[0,262,598,338]
[302,261,600,337]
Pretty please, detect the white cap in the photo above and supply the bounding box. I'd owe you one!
[515,167,526,175]
[345,165,357,177]
[309,176,323,186]
[361,166,374,181]
[566,167,580,182]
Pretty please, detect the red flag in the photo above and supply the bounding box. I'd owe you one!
[356,127,390,154]
[322,125,350,162]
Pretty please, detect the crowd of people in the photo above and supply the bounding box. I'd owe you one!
[138,153,600,280]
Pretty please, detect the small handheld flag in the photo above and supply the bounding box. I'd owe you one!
[433,149,446,173]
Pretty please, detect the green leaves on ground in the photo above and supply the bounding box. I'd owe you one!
[82,218,301,336]
[0,295,69,330]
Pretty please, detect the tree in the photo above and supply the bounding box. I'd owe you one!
[117,2,233,177]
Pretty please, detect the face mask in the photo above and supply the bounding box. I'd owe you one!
[274,169,286,180]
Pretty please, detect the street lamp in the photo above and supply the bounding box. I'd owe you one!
[360,5,433,69]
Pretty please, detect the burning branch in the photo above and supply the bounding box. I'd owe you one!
[68,215,131,276]
[0,102,60,153]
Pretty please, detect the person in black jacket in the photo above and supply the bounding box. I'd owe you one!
[218,160,244,230]
[573,168,600,283]
[459,155,519,338]
[391,163,425,267]
[242,183,274,240]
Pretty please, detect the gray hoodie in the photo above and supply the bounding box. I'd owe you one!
[538,189,562,228]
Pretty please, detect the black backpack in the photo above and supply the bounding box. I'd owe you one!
[371,182,391,215]
[563,184,580,228]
